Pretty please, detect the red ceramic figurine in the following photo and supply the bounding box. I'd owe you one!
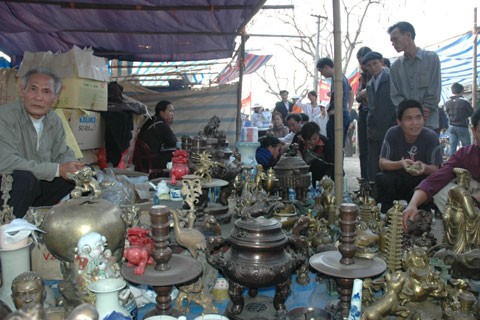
[123,227,154,275]
[171,149,189,183]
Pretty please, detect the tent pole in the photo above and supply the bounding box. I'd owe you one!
[332,0,344,206]
[236,32,247,143]
[473,8,478,110]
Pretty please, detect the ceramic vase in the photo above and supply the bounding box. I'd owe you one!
[348,278,363,320]
[88,278,131,319]
[0,240,32,310]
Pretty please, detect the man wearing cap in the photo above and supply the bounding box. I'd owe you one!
[362,51,397,180]
[273,90,293,121]
[251,104,265,128]
[388,21,441,133]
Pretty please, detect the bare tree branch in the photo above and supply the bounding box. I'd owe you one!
[251,0,384,101]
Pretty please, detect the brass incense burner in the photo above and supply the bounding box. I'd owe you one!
[273,148,310,202]
[207,214,306,317]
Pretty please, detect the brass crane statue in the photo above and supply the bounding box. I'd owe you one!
[170,209,206,258]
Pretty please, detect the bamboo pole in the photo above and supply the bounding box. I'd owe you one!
[236,33,247,143]
[332,0,344,206]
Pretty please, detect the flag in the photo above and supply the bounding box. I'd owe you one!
[348,68,360,95]
[217,53,273,84]
[241,93,251,110]
[318,80,331,102]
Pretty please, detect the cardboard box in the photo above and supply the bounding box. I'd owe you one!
[31,242,63,280]
[60,109,105,150]
[57,77,108,111]
[17,46,109,81]
[17,46,110,111]
[0,68,20,105]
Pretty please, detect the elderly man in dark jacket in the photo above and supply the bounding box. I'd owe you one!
[363,51,397,180]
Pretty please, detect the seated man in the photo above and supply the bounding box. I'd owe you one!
[0,67,84,218]
[403,107,480,230]
[375,99,442,213]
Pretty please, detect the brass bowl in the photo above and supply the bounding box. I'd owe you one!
[273,203,298,230]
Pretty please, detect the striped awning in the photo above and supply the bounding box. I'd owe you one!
[216,52,273,84]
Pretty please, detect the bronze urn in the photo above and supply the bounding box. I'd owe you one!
[273,152,311,202]
[41,198,126,262]
[208,216,303,316]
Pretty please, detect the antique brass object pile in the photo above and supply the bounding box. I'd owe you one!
[273,150,310,202]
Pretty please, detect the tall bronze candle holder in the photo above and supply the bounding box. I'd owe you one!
[310,203,386,319]
[122,205,202,317]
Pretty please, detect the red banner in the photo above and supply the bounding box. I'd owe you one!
[318,80,331,102]
[241,93,251,110]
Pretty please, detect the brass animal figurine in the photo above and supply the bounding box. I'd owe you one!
[170,209,206,258]
[361,271,410,320]
[175,280,218,314]
[203,115,221,138]
[67,167,102,198]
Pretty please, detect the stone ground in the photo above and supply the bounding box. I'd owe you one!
[343,154,362,194]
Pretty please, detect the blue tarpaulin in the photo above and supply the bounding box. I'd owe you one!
[0,0,266,63]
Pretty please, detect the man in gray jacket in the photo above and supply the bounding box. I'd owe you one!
[0,67,84,217]
[362,51,397,180]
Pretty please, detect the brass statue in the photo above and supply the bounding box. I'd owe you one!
[319,177,336,224]
[120,205,140,228]
[181,175,203,228]
[67,167,102,199]
[11,272,46,310]
[203,115,221,138]
[263,168,279,195]
[355,222,379,259]
[253,165,267,193]
[399,247,447,304]
[191,152,225,182]
[175,280,218,315]
[361,271,410,320]
[384,201,404,272]
[0,174,15,224]
[442,278,477,320]
[170,209,206,258]
[443,168,480,254]
[4,304,46,320]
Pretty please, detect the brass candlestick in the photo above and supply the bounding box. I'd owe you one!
[310,203,386,319]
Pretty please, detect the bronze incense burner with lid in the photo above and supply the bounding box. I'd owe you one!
[208,214,306,317]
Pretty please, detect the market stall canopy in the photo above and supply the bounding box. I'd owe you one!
[0,0,266,62]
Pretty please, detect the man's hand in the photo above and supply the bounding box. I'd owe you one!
[356,89,367,101]
[60,161,84,180]
[406,161,426,176]
[402,204,418,230]
[401,158,415,171]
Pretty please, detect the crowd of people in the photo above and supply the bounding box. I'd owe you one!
[0,21,476,236]
[247,20,477,228]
